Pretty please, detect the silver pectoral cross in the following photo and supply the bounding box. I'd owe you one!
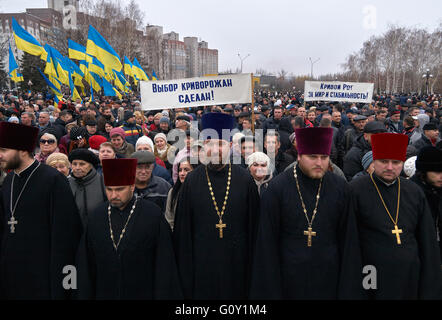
[8,216,18,233]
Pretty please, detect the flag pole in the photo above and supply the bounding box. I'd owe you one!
[251,73,255,134]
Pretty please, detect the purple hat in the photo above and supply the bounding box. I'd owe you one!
[295,127,333,155]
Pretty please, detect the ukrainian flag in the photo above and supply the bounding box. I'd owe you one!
[9,43,24,82]
[68,39,90,62]
[44,44,60,79]
[123,56,134,77]
[79,60,89,75]
[132,58,149,81]
[89,57,106,78]
[151,69,158,81]
[68,70,82,102]
[66,58,85,88]
[12,17,47,60]
[113,69,131,92]
[102,77,122,99]
[38,68,63,100]
[86,25,122,73]
[89,72,103,92]
[49,75,62,92]
[43,44,70,85]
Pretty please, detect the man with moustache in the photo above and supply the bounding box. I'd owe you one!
[173,112,260,299]
[0,122,82,299]
[76,158,182,299]
[250,127,364,299]
[350,133,442,299]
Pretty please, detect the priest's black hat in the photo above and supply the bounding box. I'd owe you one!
[0,122,39,152]
[416,146,442,172]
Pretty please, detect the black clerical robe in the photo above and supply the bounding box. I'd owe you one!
[76,197,182,299]
[349,174,442,299]
[173,164,260,299]
[0,160,83,299]
[250,166,365,299]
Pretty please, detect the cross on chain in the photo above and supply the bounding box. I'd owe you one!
[216,220,226,239]
[8,217,18,233]
[304,227,316,247]
[392,225,403,245]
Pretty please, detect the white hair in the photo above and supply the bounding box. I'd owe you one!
[41,133,57,143]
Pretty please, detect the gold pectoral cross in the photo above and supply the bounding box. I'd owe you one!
[216,219,226,239]
[304,227,316,247]
[392,224,403,245]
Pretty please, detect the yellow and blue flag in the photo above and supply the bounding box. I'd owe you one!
[8,43,24,82]
[12,17,47,60]
[89,57,106,78]
[86,25,122,73]
[151,69,158,81]
[132,58,149,81]
[113,69,131,93]
[68,69,82,103]
[102,77,122,99]
[38,68,63,101]
[123,56,135,77]
[89,72,103,93]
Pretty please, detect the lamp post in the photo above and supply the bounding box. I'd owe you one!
[422,68,433,95]
[238,53,250,73]
[309,57,320,79]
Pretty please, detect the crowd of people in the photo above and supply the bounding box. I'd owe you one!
[0,88,441,300]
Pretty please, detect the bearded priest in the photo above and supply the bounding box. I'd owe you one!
[250,127,365,299]
[173,112,260,299]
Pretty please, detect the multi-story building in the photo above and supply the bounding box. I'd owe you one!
[163,32,186,79]
[1,1,218,81]
[198,41,218,76]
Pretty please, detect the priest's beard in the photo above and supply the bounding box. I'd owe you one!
[109,191,134,210]
[298,157,328,180]
[207,163,227,171]
[1,152,21,171]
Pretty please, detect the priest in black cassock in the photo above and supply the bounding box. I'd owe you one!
[0,122,82,299]
[350,133,442,299]
[250,127,365,300]
[173,112,260,299]
[76,158,182,299]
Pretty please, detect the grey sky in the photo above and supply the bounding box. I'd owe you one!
[2,0,441,76]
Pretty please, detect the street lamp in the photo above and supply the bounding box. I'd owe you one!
[238,53,250,73]
[422,68,433,95]
[309,57,320,79]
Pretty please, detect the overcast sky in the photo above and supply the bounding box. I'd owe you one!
[2,0,441,76]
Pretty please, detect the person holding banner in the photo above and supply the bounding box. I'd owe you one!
[173,112,260,300]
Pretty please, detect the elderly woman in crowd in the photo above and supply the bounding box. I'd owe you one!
[246,152,273,195]
[164,158,197,230]
[46,152,71,177]
[110,127,134,158]
[154,133,176,171]
[136,135,173,184]
[35,133,59,163]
